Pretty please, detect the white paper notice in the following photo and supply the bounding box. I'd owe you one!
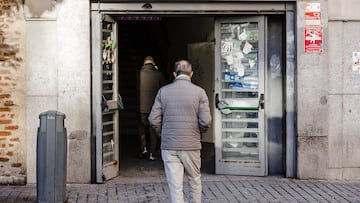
[239,29,247,41]
[249,59,256,69]
[237,63,245,76]
[305,3,321,26]
[352,52,360,74]
[226,55,234,65]
[243,41,253,54]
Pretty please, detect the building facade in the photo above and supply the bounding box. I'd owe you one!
[0,0,26,184]
[0,0,359,184]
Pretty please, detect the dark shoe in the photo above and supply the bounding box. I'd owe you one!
[139,151,149,159]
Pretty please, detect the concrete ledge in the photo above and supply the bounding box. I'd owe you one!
[0,175,26,185]
[343,168,360,180]
[297,136,328,179]
[67,130,91,183]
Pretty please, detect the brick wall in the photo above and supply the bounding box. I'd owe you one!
[0,0,26,185]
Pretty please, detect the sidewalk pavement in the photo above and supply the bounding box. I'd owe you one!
[1,174,360,203]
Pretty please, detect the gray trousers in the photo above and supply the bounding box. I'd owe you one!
[162,150,202,203]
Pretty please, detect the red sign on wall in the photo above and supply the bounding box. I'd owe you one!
[305,11,321,25]
[305,2,321,25]
[304,26,323,53]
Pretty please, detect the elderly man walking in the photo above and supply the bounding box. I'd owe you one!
[149,60,212,203]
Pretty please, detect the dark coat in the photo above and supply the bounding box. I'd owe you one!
[148,75,212,150]
[138,63,167,113]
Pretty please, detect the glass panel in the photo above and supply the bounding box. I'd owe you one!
[102,82,113,92]
[102,31,111,41]
[222,121,258,129]
[102,22,113,30]
[222,111,258,119]
[103,63,113,71]
[103,153,115,165]
[103,122,114,132]
[220,21,260,162]
[221,91,258,99]
[221,142,259,161]
[103,143,113,153]
[103,133,114,143]
[103,121,115,164]
[103,114,114,123]
[220,22,259,95]
[103,71,113,81]
[102,93,113,101]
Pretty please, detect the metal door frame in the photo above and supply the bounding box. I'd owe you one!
[91,13,120,183]
[90,1,297,182]
[91,10,103,183]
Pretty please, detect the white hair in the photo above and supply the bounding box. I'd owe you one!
[174,60,192,76]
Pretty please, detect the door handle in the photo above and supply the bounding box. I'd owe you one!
[215,93,220,109]
[259,93,265,109]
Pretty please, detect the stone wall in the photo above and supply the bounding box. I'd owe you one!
[326,0,360,180]
[297,0,329,179]
[297,0,360,180]
[25,0,91,183]
[0,0,26,185]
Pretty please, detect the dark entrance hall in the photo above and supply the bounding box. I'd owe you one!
[117,19,167,177]
[116,16,215,177]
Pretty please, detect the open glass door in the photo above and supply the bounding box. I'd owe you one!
[214,16,266,176]
[99,15,119,181]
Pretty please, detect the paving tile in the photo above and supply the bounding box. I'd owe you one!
[1,175,360,202]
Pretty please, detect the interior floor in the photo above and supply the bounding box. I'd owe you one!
[118,140,214,177]
[118,137,165,177]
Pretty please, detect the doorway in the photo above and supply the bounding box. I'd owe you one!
[115,14,286,177]
[116,16,216,176]
[91,3,296,182]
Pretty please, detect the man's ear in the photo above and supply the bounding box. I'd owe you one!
[189,71,194,78]
[173,72,177,78]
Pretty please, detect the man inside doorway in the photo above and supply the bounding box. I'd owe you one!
[138,56,167,160]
